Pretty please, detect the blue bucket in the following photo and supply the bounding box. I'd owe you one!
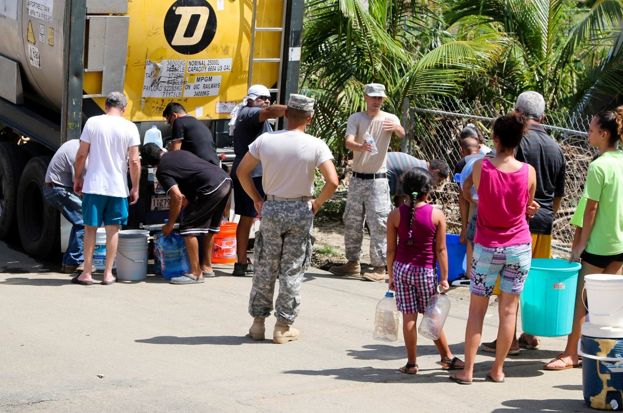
[437,234,466,283]
[580,335,623,411]
[520,258,581,337]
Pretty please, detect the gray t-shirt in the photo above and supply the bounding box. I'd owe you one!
[45,139,81,187]
[346,110,401,173]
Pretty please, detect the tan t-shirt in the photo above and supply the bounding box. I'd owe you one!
[248,130,334,198]
[346,110,401,173]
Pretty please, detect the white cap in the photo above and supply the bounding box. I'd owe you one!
[247,84,271,100]
[364,83,386,97]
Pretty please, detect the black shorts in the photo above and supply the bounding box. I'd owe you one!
[179,180,232,236]
[581,250,623,269]
[232,175,264,218]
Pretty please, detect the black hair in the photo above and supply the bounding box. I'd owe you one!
[140,143,163,166]
[459,136,480,152]
[594,107,623,147]
[429,159,450,179]
[493,113,527,151]
[401,167,433,242]
[460,123,485,144]
[287,107,314,122]
[162,102,186,118]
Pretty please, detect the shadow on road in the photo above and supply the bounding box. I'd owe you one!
[1,276,70,286]
[284,366,457,384]
[491,397,589,412]
[135,335,272,346]
[347,343,466,361]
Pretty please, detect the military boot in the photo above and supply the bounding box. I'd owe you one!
[329,261,361,277]
[273,321,300,344]
[362,266,388,282]
[248,317,266,341]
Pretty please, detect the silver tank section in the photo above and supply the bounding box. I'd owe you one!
[0,0,66,109]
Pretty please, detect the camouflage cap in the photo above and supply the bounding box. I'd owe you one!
[287,94,315,111]
[364,83,386,97]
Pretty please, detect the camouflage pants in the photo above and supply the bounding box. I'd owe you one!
[248,200,313,324]
[343,177,391,267]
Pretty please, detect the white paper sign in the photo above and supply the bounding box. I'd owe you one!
[28,44,40,68]
[216,101,236,114]
[142,60,185,98]
[187,59,232,74]
[27,0,53,22]
[183,75,222,97]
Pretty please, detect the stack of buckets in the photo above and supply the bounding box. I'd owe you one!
[212,222,237,265]
[580,275,623,411]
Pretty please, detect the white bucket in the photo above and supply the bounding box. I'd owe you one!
[116,230,149,281]
[585,274,623,327]
[93,228,108,271]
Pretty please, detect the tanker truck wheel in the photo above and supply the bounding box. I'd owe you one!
[17,156,59,258]
[0,141,25,240]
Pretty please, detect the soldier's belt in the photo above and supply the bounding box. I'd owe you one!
[353,172,387,180]
[266,195,313,202]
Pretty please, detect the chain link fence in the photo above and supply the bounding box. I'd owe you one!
[404,96,593,255]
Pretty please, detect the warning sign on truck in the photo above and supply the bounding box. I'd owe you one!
[27,0,53,22]
[142,60,185,98]
[183,75,222,97]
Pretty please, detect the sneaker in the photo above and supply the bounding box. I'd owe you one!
[232,262,248,277]
[329,261,361,277]
[480,339,520,356]
[362,266,388,282]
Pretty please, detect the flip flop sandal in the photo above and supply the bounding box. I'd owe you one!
[440,356,465,370]
[170,274,205,285]
[71,276,94,286]
[202,270,216,278]
[543,353,581,371]
[399,363,419,375]
[449,375,472,385]
[486,373,505,383]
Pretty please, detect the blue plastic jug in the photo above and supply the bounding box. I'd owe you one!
[154,233,189,279]
[144,125,163,148]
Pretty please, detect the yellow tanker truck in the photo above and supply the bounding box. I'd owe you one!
[0,0,303,257]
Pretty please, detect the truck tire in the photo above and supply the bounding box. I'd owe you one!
[17,156,59,258]
[0,141,25,240]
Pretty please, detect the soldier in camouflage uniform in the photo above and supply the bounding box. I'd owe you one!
[330,83,405,281]
[236,94,338,344]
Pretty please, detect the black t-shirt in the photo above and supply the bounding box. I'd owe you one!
[233,106,272,160]
[516,124,566,234]
[171,116,219,166]
[157,150,229,201]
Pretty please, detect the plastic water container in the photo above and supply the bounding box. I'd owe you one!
[116,230,149,281]
[521,258,581,337]
[364,132,378,155]
[585,274,623,328]
[212,222,237,264]
[93,228,110,271]
[436,234,466,282]
[579,334,623,410]
[154,233,189,279]
[418,290,450,340]
[373,291,401,342]
[143,125,163,148]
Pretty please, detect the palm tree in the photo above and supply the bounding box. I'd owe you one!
[301,0,506,162]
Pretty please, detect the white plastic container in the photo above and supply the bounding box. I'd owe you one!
[116,230,149,281]
[373,291,401,342]
[93,228,108,271]
[585,274,623,327]
[143,125,163,148]
[418,290,450,340]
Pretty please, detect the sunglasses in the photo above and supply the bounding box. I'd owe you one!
[255,95,271,101]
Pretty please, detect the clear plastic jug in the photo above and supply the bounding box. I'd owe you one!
[418,288,450,340]
[144,125,163,148]
[364,131,378,155]
[373,291,401,341]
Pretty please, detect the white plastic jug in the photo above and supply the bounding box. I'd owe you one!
[373,291,401,342]
[144,125,163,148]
[418,289,450,340]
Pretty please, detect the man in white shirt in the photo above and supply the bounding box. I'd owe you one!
[237,94,338,344]
[73,92,141,285]
[330,83,405,281]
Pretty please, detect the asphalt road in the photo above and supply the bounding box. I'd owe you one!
[0,240,592,413]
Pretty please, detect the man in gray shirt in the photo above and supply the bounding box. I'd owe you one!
[43,139,84,273]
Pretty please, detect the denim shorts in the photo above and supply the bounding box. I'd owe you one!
[470,242,532,296]
[82,193,129,227]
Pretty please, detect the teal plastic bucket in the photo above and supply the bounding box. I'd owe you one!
[521,258,581,337]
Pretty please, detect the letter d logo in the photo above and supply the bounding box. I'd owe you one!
[164,0,217,55]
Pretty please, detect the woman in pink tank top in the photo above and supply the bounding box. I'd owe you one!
[387,168,464,375]
[451,114,536,385]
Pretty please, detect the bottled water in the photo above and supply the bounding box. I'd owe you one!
[418,291,451,340]
[364,131,378,155]
[144,125,163,148]
[373,291,401,341]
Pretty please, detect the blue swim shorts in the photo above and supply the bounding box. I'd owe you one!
[470,242,532,296]
[82,193,129,227]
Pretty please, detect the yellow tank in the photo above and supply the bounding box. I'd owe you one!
[83,0,283,121]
